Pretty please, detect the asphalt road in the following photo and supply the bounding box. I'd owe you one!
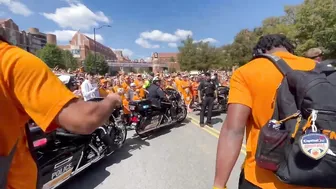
[59,111,246,189]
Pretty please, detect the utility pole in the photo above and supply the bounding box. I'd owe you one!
[93,25,111,74]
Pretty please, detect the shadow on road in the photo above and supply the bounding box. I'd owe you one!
[58,136,150,189]
[57,118,191,189]
[138,118,191,141]
[211,117,223,125]
[191,111,222,117]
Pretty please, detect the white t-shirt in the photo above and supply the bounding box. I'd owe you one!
[81,80,100,101]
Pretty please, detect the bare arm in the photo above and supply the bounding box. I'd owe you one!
[213,69,252,188]
[213,104,250,188]
[54,94,121,134]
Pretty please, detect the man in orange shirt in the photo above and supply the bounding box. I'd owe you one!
[0,37,122,189]
[134,74,145,98]
[213,34,317,189]
[174,73,183,94]
[180,74,193,112]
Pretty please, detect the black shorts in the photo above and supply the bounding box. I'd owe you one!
[239,170,261,189]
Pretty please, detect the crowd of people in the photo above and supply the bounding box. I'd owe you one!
[52,68,232,126]
[2,31,335,189]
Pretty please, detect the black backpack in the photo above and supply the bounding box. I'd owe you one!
[254,54,336,188]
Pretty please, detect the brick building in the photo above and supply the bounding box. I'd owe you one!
[27,27,57,54]
[0,18,57,53]
[151,52,180,72]
[59,31,117,63]
[114,50,131,62]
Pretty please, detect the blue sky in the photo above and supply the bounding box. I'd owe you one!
[1,0,303,60]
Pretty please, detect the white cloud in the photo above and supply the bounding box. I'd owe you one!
[140,30,178,43]
[168,43,177,48]
[0,0,33,16]
[194,38,218,43]
[135,38,160,49]
[42,2,110,31]
[47,30,103,43]
[144,57,152,62]
[111,48,134,57]
[139,29,192,43]
[135,29,192,48]
[175,29,193,40]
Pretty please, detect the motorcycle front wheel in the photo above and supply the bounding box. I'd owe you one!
[113,120,127,148]
[177,105,187,123]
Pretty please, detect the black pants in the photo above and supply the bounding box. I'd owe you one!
[238,170,261,189]
[200,96,214,124]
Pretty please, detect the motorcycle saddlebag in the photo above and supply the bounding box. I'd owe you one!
[129,99,152,112]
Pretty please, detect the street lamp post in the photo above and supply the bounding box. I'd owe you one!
[93,24,111,73]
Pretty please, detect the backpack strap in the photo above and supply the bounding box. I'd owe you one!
[253,54,292,120]
[253,54,293,75]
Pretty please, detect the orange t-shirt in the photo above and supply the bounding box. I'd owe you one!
[99,88,109,97]
[123,99,130,114]
[180,80,192,103]
[133,94,141,101]
[0,41,77,189]
[174,78,183,93]
[228,51,317,189]
[134,79,145,98]
[191,81,199,97]
[122,82,130,93]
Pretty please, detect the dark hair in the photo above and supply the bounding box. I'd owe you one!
[87,72,95,76]
[252,34,295,57]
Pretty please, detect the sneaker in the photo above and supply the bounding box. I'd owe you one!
[206,123,213,127]
[200,123,205,127]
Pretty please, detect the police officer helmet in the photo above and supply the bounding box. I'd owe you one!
[152,76,161,83]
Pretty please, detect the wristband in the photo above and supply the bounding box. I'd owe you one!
[213,187,227,189]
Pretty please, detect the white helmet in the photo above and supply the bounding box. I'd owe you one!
[152,76,161,83]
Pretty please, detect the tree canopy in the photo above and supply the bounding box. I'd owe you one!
[178,0,336,71]
[36,44,79,71]
[83,52,109,75]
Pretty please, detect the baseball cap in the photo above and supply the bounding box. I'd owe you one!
[305,48,323,58]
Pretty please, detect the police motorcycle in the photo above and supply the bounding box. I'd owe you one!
[193,85,229,113]
[129,87,187,138]
[26,74,127,189]
[215,85,229,112]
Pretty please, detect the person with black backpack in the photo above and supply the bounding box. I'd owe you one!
[213,34,326,189]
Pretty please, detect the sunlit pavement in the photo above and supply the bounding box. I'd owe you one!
[58,111,245,189]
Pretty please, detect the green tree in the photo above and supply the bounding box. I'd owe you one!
[36,44,64,68]
[178,37,222,71]
[83,52,109,75]
[62,50,78,71]
[178,36,199,71]
[294,0,336,57]
[169,56,176,62]
[177,0,336,71]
